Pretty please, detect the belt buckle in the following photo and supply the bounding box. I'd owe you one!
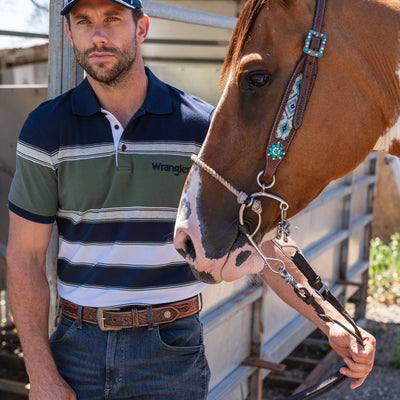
[96,307,123,332]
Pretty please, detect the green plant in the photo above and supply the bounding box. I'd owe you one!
[309,343,330,356]
[369,233,400,304]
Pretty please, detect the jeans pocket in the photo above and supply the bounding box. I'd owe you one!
[49,315,78,345]
[156,314,204,352]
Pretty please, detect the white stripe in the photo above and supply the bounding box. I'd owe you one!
[58,238,180,267]
[57,206,177,224]
[17,141,116,167]
[17,141,56,169]
[57,281,206,307]
[120,141,201,156]
[58,143,116,163]
[25,141,202,166]
[18,141,201,167]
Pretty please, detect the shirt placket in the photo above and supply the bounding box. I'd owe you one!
[102,110,131,171]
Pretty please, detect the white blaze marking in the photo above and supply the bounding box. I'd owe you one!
[175,167,202,231]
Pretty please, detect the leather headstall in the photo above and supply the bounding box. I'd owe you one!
[263,0,327,182]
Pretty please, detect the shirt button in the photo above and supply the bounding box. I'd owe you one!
[114,125,120,130]
[121,144,127,152]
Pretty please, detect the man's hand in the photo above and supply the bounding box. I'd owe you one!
[328,324,376,389]
[259,240,376,390]
[29,375,77,400]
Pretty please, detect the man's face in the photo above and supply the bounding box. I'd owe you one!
[65,0,144,85]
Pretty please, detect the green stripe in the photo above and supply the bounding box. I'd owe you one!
[58,153,192,211]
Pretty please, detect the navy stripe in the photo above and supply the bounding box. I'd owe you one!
[58,260,197,289]
[9,202,55,224]
[57,218,175,243]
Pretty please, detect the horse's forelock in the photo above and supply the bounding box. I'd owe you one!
[220,0,267,90]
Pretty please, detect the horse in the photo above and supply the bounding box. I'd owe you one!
[174,0,400,285]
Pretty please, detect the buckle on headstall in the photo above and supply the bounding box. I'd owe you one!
[304,29,327,58]
[96,307,123,332]
[317,281,328,297]
[310,275,328,298]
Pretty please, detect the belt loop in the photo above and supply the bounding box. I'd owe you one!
[77,306,83,329]
[146,306,154,331]
[131,308,139,328]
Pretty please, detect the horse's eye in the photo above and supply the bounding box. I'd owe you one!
[247,72,270,89]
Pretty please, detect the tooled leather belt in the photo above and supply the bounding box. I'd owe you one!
[61,296,200,332]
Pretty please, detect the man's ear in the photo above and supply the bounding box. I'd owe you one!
[136,15,150,44]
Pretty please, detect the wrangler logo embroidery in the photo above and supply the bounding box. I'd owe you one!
[152,163,190,176]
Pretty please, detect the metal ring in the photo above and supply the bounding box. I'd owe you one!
[239,201,262,240]
[257,171,276,190]
[272,240,300,259]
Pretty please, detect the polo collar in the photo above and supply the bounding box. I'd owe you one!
[71,78,100,116]
[141,68,173,115]
[71,67,173,117]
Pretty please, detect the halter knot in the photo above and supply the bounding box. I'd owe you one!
[251,199,262,215]
[237,192,263,215]
[237,192,248,205]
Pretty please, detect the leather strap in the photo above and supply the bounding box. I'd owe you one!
[292,251,363,346]
[294,0,327,130]
[263,0,327,181]
[264,56,307,179]
[61,296,200,331]
[277,249,365,400]
[284,371,347,400]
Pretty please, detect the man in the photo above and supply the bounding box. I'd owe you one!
[7,0,375,399]
[7,1,213,399]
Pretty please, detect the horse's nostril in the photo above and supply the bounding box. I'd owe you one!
[185,237,196,261]
[176,248,187,259]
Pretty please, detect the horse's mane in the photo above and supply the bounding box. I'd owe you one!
[220,0,267,88]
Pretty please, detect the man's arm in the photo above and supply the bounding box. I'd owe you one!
[6,211,76,400]
[259,239,375,389]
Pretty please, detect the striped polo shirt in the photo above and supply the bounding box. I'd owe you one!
[9,68,214,307]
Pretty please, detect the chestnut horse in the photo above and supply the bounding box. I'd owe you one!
[174,0,400,284]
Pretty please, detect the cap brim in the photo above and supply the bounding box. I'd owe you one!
[60,0,80,15]
[61,0,143,16]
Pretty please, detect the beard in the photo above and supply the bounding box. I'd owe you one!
[73,41,137,86]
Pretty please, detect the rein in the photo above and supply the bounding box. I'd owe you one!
[192,0,365,398]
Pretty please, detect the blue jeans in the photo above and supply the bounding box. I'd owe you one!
[50,312,210,399]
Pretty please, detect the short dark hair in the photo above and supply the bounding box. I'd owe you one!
[65,9,144,28]
[132,9,144,23]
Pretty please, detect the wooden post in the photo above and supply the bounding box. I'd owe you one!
[47,0,84,333]
[48,0,84,99]
[247,282,268,400]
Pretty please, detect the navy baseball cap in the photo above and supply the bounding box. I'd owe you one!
[61,0,143,15]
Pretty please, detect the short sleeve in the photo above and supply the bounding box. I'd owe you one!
[8,114,58,224]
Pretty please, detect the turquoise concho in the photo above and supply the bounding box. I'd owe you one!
[303,29,327,58]
[268,143,285,160]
